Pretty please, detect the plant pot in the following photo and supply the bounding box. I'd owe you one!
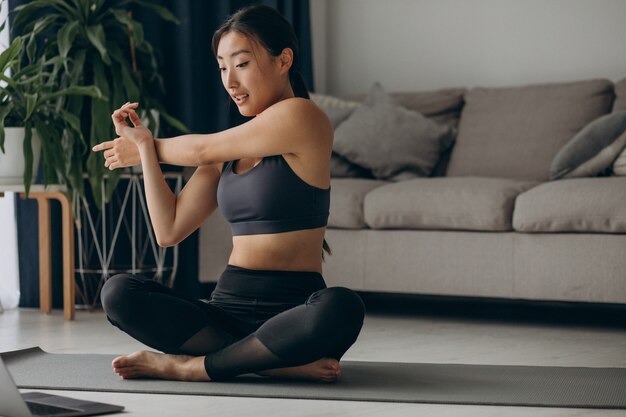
[0,127,41,186]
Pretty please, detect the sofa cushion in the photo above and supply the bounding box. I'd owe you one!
[613,147,626,175]
[513,177,626,233]
[340,87,466,128]
[446,79,614,181]
[333,82,456,181]
[328,178,388,229]
[613,77,626,112]
[310,92,360,128]
[309,93,376,179]
[329,151,375,179]
[549,111,626,180]
[363,177,536,231]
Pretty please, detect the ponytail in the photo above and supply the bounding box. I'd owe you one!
[290,70,310,99]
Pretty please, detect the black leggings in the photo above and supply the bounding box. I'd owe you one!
[100,264,365,381]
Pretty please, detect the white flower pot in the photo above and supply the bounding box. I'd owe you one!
[0,127,42,186]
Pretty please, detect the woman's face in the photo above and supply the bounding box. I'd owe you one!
[217,31,293,117]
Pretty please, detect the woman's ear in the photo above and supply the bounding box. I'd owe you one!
[278,48,294,74]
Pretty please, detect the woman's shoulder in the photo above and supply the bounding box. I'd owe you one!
[268,97,331,130]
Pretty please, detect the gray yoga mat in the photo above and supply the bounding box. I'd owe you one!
[2,347,626,409]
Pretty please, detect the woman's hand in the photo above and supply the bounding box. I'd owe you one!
[92,136,141,170]
[111,102,153,146]
[92,102,153,170]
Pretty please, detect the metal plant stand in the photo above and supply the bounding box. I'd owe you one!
[74,173,183,310]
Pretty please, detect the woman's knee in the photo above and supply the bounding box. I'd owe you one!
[100,274,140,316]
[309,287,366,329]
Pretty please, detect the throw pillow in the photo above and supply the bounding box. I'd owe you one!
[309,92,361,129]
[613,147,626,175]
[549,111,626,180]
[330,152,375,178]
[310,92,375,178]
[333,82,456,181]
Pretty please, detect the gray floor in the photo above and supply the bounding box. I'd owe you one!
[1,301,626,417]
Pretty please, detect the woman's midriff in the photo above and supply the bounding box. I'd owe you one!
[228,226,326,273]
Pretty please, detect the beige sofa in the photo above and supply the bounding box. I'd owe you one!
[199,78,626,305]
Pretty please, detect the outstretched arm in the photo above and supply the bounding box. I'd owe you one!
[93,103,219,246]
[92,98,331,168]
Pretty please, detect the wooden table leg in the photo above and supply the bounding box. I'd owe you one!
[55,192,75,321]
[33,196,52,314]
[21,191,75,321]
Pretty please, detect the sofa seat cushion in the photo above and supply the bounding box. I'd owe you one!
[328,178,388,229]
[363,177,536,231]
[446,79,614,181]
[513,177,626,233]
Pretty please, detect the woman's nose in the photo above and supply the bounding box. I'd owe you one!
[225,70,238,89]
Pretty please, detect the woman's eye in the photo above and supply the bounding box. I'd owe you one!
[236,61,249,68]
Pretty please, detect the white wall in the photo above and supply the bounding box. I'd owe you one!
[311,0,626,94]
[0,1,21,309]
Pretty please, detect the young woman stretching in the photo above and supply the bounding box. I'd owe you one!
[93,5,365,383]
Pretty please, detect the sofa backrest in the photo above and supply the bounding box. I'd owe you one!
[339,88,466,129]
[445,79,615,181]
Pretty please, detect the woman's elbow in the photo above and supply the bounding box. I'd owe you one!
[156,233,179,248]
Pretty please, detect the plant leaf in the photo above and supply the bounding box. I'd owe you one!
[111,9,143,47]
[85,24,111,65]
[0,37,23,74]
[26,34,37,63]
[13,1,56,28]
[0,104,14,153]
[119,62,140,102]
[24,93,39,122]
[57,21,79,59]
[59,109,84,142]
[31,14,57,36]
[42,85,106,102]
[134,1,180,24]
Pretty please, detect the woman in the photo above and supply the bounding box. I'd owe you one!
[94,5,365,383]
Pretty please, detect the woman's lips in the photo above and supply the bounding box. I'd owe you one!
[234,94,249,105]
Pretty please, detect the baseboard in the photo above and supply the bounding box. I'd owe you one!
[199,283,626,328]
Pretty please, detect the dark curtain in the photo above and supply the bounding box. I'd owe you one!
[11,0,314,306]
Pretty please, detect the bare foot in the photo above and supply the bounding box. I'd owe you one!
[112,350,209,381]
[256,358,341,383]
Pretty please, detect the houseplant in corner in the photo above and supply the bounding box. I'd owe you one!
[0,34,104,195]
[11,0,188,206]
[9,0,188,307]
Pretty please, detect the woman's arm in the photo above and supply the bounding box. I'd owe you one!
[95,103,219,247]
[93,98,332,168]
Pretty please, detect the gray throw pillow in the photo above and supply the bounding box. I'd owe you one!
[333,82,455,181]
[310,92,361,129]
[549,111,626,180]
[330,152,374,178]
[613,147,626,175]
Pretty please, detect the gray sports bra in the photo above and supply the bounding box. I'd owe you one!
[216,154,330,236]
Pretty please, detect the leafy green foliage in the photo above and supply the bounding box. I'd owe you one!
[0,33,104,196]
[9,0,187,206]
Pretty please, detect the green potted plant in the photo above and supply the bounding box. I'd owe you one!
[0,34,104,195]
[10,0,188,205]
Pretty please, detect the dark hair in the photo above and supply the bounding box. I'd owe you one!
[212,4,332,262]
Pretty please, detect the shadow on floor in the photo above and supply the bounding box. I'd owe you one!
[357,291,626,329]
